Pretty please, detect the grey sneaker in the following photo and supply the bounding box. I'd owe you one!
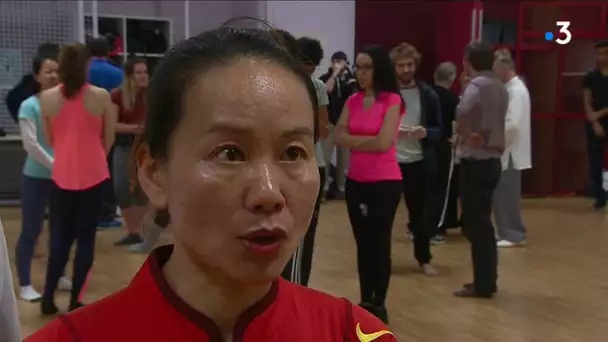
[431,234,446,245]
[128,242,153,254]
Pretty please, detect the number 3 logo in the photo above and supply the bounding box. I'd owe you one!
[556,21,572,45]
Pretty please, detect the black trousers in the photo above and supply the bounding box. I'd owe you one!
[586,122,607,206]
[43,181,104,304]
[459,158,501,294]
[345,178,401,306]
[98,147,117,221]
[282,167,325,286]
[437,142,460,231]
[399,161,433,265]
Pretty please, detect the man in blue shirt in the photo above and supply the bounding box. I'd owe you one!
[88,38,123,91]
[87,37,124,228]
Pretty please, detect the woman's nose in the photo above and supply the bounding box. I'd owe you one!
[243,163,286,214]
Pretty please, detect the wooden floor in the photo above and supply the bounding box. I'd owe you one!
[3,197,608,341]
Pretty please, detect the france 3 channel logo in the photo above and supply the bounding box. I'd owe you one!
[544,21,572,45]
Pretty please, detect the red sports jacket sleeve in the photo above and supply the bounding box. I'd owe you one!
[25,317,76,342]
[345,302,398,341]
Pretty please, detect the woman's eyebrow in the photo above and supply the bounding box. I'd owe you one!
[282,127,314,139]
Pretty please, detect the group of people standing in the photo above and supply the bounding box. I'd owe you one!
[287,40,531,324]
[0,22,534,340]
[8,37,161,315]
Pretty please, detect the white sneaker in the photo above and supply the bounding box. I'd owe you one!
[19,285,42,302]
[497,240,525,248]
[58,276,72,291]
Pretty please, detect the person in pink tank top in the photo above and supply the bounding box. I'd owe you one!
[39,43,115,315]
[334,45,405,324]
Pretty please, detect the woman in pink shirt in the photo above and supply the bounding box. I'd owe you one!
[334,45,405,324]
[39,43,115,315]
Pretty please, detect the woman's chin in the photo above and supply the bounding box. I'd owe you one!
[233,263,285,285]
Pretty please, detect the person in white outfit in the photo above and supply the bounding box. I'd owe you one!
[492,50,531,247]
[0,219,22,342]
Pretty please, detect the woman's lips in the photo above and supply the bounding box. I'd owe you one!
[239,228,287,256]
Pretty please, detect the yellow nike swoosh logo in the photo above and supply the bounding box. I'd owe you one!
[356,323,394,342]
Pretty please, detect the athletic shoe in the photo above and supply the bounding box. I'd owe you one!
[373,305,389,324]
[58,277,72,291]
[114,234,144,246]
[40,299,59,316]
[431,235,446,245]
[421,263,438,276]
[497,239,525,248]
[128,242,154,254]
[97,219,122,229]
[68,301,85,312]
[358,302,375,315]
[19,286,42,302]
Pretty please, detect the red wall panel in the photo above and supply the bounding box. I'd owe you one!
[435,2,480,95]
[355,0,438,82]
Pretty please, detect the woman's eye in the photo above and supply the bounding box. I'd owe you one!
[212,146,245,162]
[282,146,308,162]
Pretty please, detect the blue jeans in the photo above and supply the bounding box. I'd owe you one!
[15,175,55,286]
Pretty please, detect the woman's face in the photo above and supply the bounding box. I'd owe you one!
[133,63,149,88]
[143,58,319,285]
[355,53,374,90]
[35,59,59,91]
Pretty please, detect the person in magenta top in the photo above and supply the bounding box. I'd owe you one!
[39,43,115,315]
[334,45,405,324]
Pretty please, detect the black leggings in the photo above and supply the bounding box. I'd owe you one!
[43,181,104,305]
[345,178,401,307]
[282,167,325,286]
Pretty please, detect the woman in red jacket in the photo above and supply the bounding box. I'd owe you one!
[27,27,397,342]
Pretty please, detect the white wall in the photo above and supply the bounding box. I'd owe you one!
[265,0,355,74]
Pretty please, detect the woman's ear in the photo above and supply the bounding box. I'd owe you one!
[136,143,168,210]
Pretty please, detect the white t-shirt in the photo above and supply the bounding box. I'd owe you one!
[311,76,329,167]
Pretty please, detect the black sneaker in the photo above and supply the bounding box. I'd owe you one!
[373,305,389,324]
[358,302,375,315]
[68,301,84,312]
[593,200,606,210]
[114,234,144,246]
[41,299,59,316]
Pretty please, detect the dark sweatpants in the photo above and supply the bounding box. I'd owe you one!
[345,178,401,307]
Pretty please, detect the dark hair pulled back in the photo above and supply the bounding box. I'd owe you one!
[143,23,319,162]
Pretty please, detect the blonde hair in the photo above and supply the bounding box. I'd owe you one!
[390,42,422,65]
[120,57,147,111]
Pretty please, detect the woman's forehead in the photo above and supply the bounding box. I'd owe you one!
[356,53,372,62]
[186,59,308,109]
[179,59,313,131]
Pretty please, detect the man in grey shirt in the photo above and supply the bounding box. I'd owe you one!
[454,41,508,298]
[390,43,443,276]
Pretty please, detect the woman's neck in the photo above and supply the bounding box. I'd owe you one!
[163,244,272,336]
[364,88,375,98]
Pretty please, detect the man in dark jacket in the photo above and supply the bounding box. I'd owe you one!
[433,62,461,235]
[390,42,443,276]
[5,43,60,123]
[319,51,356,200]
